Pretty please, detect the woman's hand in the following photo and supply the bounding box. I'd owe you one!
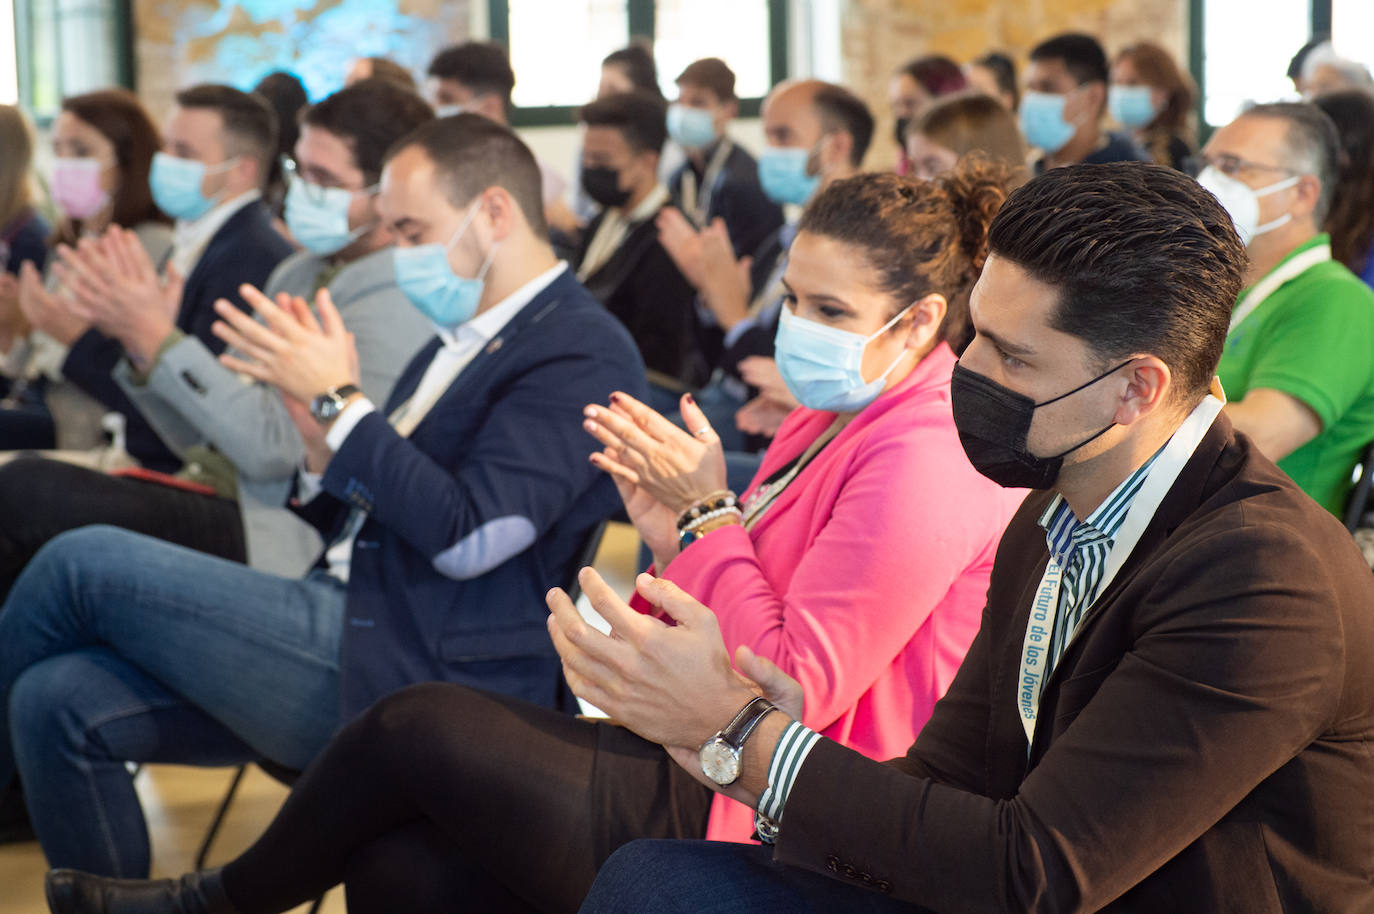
[737,356,798,410]
[584,391,728,515]
[610,470,682,571]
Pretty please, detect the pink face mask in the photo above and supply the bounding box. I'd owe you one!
[51,157,110,220]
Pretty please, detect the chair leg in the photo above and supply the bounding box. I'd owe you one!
[195,764,249,871]
[307,895,324,914]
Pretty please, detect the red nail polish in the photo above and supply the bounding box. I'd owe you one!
[684,393,696,406]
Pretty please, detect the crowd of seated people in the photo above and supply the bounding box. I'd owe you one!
[0,22,1362,914]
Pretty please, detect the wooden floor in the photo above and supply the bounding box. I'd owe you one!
[0,523,642,914]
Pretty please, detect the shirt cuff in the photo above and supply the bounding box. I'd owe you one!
[324,397,376,452]
[296,468,324,503]
[754,720,822,844]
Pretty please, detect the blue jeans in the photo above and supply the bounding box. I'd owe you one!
[579,840,928,913]
[0,525,345,876]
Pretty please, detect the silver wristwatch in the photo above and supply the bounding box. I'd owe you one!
[309,384,361,425]
[699,696,777,786]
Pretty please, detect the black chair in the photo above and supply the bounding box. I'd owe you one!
[1344,441,1374,534]
[192,519,612,888]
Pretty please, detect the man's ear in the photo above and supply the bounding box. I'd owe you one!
[1293,174,1323,223]
[1115,356,1172,427]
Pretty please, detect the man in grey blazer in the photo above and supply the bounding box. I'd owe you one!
[0,79,436,588]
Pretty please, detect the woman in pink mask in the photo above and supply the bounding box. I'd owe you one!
[0,89,171,451]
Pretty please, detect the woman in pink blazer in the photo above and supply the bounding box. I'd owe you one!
[49,165,1025,914]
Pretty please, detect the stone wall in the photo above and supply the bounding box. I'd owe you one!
[838,0,1189,168]
[132,0,471,117]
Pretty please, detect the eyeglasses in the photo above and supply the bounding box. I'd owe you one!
[281,155,379,204]
[1196,152,1298,179]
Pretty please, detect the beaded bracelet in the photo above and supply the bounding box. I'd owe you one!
[676,490,739,533]
[679,513,744,550]
[680,505,743,534]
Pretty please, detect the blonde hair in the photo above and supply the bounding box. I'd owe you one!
[913,91,1028,182]
[0,105,34,227]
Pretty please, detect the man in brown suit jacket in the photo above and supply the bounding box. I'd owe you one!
[549,162,1374,912]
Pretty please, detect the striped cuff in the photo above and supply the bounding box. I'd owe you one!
[754,720,822,843]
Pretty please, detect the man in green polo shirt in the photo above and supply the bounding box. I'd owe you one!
[1199,101,1374,515]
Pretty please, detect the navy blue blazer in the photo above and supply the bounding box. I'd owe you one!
[62,201,294,471]
[306,267,647,720]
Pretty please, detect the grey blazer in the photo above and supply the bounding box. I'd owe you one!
[114,246,434,577]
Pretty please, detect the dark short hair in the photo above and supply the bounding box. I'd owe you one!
[1030,32,1109,86]
[174,83,278,179]
[1240,101,1340,228]
[987,162,1246,400]
[363,57,417,91]
[427,42,515,108]
[602,43,662,98]
[1288,35,1330,81]
[974,51,1020,110]
[56,89,168,243]
[578,91,668,155]
[814,84,874,167]
[252,71,308,159]
[303,79,435,182]
[676,57,735,102]
[385,113,546,236]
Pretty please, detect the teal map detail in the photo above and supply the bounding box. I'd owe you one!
[173,0,445,100]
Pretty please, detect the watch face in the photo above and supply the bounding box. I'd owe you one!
[699,737,742,786]
[310,393,342,423]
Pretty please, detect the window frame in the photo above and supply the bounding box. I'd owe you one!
[488,0,790,127]
[1188,0,1332,142]
[14,0,136,125]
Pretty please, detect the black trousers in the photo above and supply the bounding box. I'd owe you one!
[0,456,245,600]
[220,682,714,914]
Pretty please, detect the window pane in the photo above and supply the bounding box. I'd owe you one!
[1332,0,1374,74]
[654,0,771,99]
[508,0,628,108]
[25,0,123,117]
[0,0,15,105]
[1203,0,1307,125]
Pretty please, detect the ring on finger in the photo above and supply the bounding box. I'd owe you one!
[692,427,713,438]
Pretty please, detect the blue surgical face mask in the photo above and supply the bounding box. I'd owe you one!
[1108,85,1158,129]
[393,199,497,329]
[150,152,236,222]
[774,303,914,412]
[757,145,821,207]
[1019,90,1079,155]
[284,178,375,256]
[667,103,718,150]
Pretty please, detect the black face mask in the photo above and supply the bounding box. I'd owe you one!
[582,165,632,208]
[949,359,1133,490]
[893,116,911,148]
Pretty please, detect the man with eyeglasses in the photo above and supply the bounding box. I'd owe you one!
[1199,101,1374,515]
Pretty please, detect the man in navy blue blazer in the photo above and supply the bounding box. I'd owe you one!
[0,115,647,876]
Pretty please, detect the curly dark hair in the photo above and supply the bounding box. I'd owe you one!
[798,157,1017,353]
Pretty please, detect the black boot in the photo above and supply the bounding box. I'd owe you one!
[44,867,238,914]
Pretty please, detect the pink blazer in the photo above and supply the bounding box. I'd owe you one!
[634,344,1025,841]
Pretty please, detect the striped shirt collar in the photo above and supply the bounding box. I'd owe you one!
[1038,447,1164,566]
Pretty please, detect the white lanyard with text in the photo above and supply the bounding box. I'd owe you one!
[1228,241,1330,333]
[1016,389,1226,744]
[681,139,733,227]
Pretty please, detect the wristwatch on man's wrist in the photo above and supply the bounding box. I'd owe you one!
[309,384,361,425]
[699,696,777,786]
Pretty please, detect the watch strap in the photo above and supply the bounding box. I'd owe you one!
[718,696,777,750]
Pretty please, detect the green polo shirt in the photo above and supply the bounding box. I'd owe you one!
[1217,234,1374,515]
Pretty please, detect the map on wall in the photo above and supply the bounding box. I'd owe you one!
[163,0,455,100]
